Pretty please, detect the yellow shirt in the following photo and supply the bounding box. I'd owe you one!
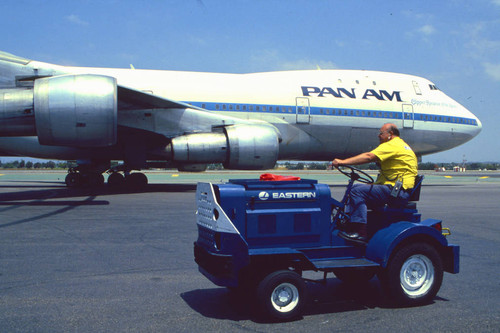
[370,137,418,189]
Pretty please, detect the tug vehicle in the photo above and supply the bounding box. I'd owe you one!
[194,167,459,321]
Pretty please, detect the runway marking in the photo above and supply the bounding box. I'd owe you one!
[172,174,179,177]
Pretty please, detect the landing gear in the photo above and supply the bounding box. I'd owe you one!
[65,169,105,188]
[64,161,149,188]
[106,171,148,188]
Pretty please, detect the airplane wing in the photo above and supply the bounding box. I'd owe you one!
[117,85,204,111]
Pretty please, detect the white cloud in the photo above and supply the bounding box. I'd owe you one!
[417,24,436,36]
[483,62,500,81]
[401,10,434,21]
[65,14,89,26]
[463,21,500,61]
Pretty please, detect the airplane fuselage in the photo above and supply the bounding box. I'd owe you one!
[69,65,481,159]
[0,54,482,170]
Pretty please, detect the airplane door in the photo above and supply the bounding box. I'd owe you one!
[296,97,310,124]
[402,104,414,128]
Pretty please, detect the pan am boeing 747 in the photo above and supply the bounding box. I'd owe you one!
[0,51,481,186]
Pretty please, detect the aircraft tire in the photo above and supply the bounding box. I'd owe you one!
[65,173,81,187]
[108,172,125,187]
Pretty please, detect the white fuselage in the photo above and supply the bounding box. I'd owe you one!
[0,60,482,162]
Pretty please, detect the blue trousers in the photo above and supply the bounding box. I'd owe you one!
[347,183,410,224]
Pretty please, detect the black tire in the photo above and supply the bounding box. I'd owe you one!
[379,242,443,306]
[333,267,377,284]
[65,173,80,187]
[107,172,125,187]
[257,270,306,321]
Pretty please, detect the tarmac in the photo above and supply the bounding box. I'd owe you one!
[0,170,499,332]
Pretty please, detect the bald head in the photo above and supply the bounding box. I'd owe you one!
[378,123,400,143]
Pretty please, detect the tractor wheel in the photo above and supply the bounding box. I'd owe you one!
[379,242,443,306]
[257,270,306,321]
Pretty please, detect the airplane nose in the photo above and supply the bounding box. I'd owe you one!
[474,116,482,135]
[462,106,482,141]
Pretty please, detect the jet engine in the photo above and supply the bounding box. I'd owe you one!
[34,75,117,147]
[0,74,117,147]
[166,124,280,170]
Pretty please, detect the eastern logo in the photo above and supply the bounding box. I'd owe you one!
[258,191,317,200]
[258,191,270,200]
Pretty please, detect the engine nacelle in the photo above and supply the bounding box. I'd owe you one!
[224,124,279,170]
[34,74,117,147]
[0,88,36,136]
[167,124,279,170]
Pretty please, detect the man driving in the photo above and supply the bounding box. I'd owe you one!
[332,123,418,243]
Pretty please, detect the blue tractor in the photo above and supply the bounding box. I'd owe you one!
[194,167,459,321]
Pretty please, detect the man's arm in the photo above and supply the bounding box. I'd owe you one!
[332,152,378,167]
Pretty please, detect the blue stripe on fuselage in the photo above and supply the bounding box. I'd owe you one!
[184,101,479,126]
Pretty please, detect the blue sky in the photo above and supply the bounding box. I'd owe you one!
[1,0,499,163]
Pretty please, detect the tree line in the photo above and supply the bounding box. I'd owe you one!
[0,160,69,169]
[1,159,498,171]
[280,161,499,171]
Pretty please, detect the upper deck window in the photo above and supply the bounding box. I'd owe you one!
[412,81,422,95]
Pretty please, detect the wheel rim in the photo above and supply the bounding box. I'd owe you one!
[400,254,434,297]
[270,282,299,313]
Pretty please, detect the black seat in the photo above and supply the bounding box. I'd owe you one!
[407,175,424,202]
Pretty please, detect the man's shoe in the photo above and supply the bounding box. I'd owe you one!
[338,230,368,244]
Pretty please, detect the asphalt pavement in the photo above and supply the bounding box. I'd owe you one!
[0,173,498,332]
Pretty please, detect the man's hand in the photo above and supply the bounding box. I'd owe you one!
[332,159,343,167]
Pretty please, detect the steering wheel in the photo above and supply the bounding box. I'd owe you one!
[334,165,374,184]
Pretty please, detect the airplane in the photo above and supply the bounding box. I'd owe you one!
[0,51,482,187]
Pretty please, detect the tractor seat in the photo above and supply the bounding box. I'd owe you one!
[407,175,424,202]
[369,175,424,230]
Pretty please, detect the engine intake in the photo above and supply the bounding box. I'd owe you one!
[167,124,280,170]
[34,74,117,147]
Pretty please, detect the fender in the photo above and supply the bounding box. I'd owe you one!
[365,219,448,267]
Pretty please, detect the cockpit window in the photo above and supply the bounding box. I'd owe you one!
[429,84,439,91]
